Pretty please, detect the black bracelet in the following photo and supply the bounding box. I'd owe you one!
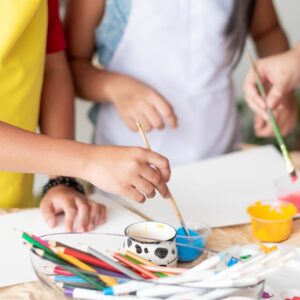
[42,176,85,196]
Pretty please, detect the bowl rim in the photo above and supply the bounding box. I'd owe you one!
[124,221,177,244]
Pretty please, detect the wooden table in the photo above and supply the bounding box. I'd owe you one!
[1,151,300,299]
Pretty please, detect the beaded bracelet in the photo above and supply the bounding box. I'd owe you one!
[42,176,85,196]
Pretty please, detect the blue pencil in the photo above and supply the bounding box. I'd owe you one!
[54,275,87,284]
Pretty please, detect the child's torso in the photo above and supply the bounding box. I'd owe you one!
[0,0,47,207]
[94,0,241,166]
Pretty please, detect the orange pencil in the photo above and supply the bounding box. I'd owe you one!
[112,252,158,279]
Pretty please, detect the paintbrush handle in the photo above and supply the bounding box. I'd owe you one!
[257,82,294,171]
[136,121,189,234]
[248,52,296,175]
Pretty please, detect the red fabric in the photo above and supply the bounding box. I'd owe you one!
[46,0,66,54]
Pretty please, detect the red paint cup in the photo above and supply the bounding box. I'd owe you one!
[275,174,300,213]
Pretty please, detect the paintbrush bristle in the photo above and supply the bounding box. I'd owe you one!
[290,169,298,182]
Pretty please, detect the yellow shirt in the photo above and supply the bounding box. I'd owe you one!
[0,0,47,207]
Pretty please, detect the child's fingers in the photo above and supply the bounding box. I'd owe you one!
[74,197,90,232]
[123,186,146,203]
[266,86,285,109]
[98,203,106,225]
[254,115,266,130]
[133,176,156,199]
[145,151,171,182]
[247,97,269,121]
[165,113,178,129]
[87,202,106,231]
[126,117,139,132]
[244,70,267,110]
[145,106,165,130]
[140,164,170,198]
[61,201,78,233]
[153,95,177,128]
[136,114,153,132]
[41,200,57,228]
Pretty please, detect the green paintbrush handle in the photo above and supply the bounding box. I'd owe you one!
[267,110,285,146]
[256,80,294,171]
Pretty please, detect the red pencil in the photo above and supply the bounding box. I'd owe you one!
[55,246,121,274]
[51,266,74,276]
[112,252,158,279]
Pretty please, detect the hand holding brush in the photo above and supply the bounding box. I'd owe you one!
[246,52,298,182]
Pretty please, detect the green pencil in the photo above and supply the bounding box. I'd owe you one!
[17,230,54,255]
[247,52,298,182]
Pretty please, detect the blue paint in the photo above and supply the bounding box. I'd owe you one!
[227,257,239,267]
[176,227,204,262]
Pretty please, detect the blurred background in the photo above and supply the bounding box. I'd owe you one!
[34,0,300,194]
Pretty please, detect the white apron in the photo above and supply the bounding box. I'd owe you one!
[95,0,241,166]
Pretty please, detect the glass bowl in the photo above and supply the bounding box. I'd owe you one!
[29,233,266,300]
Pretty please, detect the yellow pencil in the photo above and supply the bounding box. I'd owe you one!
[50,247,117,286]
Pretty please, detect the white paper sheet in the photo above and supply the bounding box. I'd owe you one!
[0,195,142,287]
[117,146,287,228]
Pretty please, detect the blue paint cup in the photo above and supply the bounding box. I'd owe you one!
[176,222,210,262]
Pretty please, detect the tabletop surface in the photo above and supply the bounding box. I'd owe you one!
[1,150,300,299]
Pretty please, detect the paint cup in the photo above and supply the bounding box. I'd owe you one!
[275,174,300,213]
[176,221,210,262]
[281,289,300,300]
[124,221,178,267]
[247,201,297,242]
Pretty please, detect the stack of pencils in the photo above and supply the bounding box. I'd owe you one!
[18,230,186,299]
[19,231,297,299]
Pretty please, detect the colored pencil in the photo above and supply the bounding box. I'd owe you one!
[51,247,117,286]
[46,265,129,279]
[17,230,53,255]
[56,282,97,290]
[136,121,190,235]
[124,255,167,278]
[112,252,158,279]
[247,52,298,182]
[142,265,187,274]
[33,248,105,291]
[48,241,120,273]
[31,234,49,247]
[80,245,143,280]
[53,275,88,284]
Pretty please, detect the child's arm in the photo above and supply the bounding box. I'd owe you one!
[65,0,177,132]
[250,0,289,57]
[39,50,105,233]
[246,0,297,137]
[39,51,74,141]
[0,122,170,202]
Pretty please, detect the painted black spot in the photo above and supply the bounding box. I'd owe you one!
[135,244,142,254]
[127,238,132,248]
[144,248,149,254]
[172,249,175,255]
[154,248,168,259]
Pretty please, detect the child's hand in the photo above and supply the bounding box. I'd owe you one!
[253,94,298,137]
[40,185,106,232]
[84,146,171,203]
[244,47,300,120]
[110,75,177,132]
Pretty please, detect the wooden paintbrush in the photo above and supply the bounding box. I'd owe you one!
[247,52,298,182]
[136,121,190,235]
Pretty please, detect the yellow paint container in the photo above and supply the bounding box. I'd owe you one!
[247,201,297,242]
